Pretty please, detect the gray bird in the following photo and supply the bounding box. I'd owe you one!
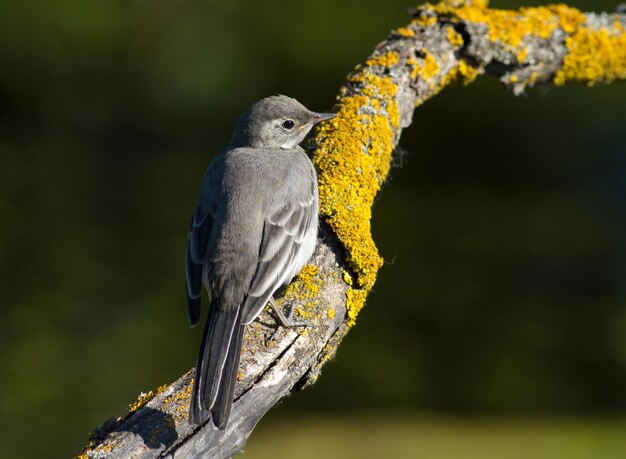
[186,95,336,428]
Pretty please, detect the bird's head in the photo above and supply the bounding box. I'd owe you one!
[230,95,336,150]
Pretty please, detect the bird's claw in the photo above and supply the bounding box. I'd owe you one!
[268,297,309,328]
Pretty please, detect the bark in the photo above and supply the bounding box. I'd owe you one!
[77,2,625,458]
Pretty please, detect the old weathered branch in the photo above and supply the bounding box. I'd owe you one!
[78,1,625,458]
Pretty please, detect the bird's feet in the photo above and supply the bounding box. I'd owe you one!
[268,297,309,328]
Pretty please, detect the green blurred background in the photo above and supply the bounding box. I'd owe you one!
[1,1,625,458]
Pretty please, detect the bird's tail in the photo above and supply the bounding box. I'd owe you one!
[189,303,244,429]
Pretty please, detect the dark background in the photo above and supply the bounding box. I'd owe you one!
[0,1,624,457]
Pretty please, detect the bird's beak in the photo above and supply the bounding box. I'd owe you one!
[310,112,337,125]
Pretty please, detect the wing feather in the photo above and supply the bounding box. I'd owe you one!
[186,193,216,327]
[241,191,317,325]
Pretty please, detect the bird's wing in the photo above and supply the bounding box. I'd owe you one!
[186,185,216,327]
[241,184,317,325]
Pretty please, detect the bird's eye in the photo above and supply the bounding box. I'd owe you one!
[281,119,295,131]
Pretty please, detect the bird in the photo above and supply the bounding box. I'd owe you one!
[185,95,336,429]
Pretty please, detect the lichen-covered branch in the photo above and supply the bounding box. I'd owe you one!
[77,2,626,458]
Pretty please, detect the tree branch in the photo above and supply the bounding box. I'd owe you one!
[77,2,625,458]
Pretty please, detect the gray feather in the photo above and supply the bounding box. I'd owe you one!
[189,303,242,426]
[242,180,317,324]
[186,95,333,428]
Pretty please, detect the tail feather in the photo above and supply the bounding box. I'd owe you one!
[187,296,201,328]
[189,304,243,427]
[212,321,244,429]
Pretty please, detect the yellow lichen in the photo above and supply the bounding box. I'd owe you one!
[160,381,193,422]
[441,0,488,7]
[529,71,540,84]
[77,383,170,458]
[285,265,320,298]
[554,20,626,86]
[327,309,335,319]
[279,264,323,320]
[312,1,623,328]
[314,93,395,290]
[408,57,421,80]
[312,55,400,325]
[551,3,588,33]
[346,288,368,326]
[414,58,479,108]
[422,51,441,80]
[424,2,625,86]
[128,384,168,413]
[75,444,112,459]
[432,2,585,45]
[447,26,464,47]
[413,15,438,27]
[316,342,340,368]
[408,51,441,85]
[429,2,587,65]
[366,51,400,68]
[456,60,480,84]
[517,46,529,63]
[395,26,416,37]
